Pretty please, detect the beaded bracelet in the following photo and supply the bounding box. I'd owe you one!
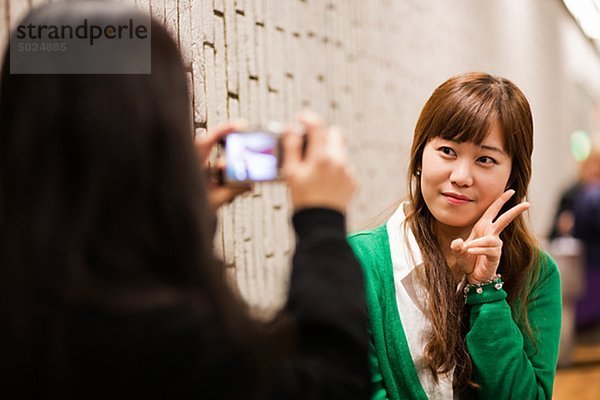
[463,274,503,298]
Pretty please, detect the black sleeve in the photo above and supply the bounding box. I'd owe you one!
[573,187,600,240]
[266,208,370,399]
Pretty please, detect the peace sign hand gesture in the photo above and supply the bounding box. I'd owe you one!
[450,190,530,284]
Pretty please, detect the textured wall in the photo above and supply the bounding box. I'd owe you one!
[2,0,600,316]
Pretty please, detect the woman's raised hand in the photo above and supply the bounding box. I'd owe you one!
[450,190,530,284]
[282,112,357,213]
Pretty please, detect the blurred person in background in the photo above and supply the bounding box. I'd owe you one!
[349,72,561,399]
[549,146,600,240]
[547,142,600,369]
[0,2,369,398]
[572,148,600,331]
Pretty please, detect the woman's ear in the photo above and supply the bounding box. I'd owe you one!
[415,161,423,177]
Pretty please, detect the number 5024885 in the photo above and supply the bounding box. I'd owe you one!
[17,42,66,52]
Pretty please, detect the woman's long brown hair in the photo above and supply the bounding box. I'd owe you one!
[405,72,540,392]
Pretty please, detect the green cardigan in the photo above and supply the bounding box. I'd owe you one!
[348,224,562,400]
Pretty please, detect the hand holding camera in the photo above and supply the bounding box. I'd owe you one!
[198,112,357,213]
[282,112,357,213]
[194,121,252,210]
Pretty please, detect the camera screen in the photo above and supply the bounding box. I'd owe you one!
[224,132,279,182]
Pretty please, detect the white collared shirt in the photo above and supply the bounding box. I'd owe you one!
[386,202,454,399]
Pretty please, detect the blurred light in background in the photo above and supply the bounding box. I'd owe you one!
[563,0,600,49]
[571,130,592,161]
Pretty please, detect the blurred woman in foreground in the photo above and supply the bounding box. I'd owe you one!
[0,2,368,398]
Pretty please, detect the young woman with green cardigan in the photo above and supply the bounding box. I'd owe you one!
[350,72,561,399]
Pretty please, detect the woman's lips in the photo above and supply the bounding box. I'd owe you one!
[442,192,472,205]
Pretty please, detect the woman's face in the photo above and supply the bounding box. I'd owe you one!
[420,120,512,232]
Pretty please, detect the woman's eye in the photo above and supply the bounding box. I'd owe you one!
[438,146,456,157]
[478,156,497,165]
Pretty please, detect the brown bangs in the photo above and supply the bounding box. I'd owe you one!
[431,87,504,145]
[415,72,533,163]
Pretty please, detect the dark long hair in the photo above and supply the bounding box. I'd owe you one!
[0,2,258,396]
[406,72,539,392]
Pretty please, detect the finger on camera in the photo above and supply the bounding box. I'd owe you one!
[196,120,246,163]
[282,131,303,173]
[298,111,326,159]
[205,120,247,148]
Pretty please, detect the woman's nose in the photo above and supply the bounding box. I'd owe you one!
[449,161,473,187]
